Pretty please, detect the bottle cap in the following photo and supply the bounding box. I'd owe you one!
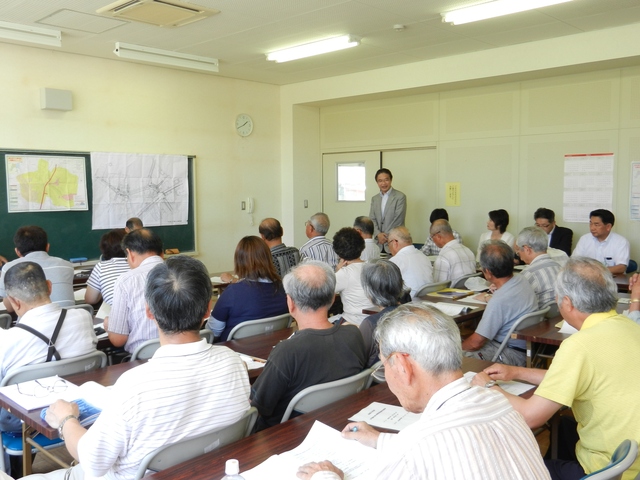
[225,459,240,475]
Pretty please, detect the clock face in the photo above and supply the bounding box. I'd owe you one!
[235,114,253,137]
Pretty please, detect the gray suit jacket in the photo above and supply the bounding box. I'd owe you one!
[369,188,407,246]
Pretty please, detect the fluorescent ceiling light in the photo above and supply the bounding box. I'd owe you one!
[442,0,573,25]
[114,42,218,73]
[266,35,359,63]
[0,20,61,47]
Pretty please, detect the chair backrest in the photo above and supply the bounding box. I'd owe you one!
[416,280,451,297]
[1,350,107,387]
[227,313,292,340]
[626,260,638,274]
[280,367,375,423]
[130,338,161,361]
[0,313,12,330]
[366,361,383,388]
[452,272,482,289]
[64,303,94,317]
[199,329,214,344]
[134,407,258,480]
[543,301,559,319]
[581,439,638,480]
[491,306,550,363]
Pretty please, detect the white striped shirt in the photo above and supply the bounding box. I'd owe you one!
[300,236,338,269]
[86,257,130,305]
[520,253,561,308]
[433,240,476,285]
[108,255,163,353]
[313,378,550,480]
[77,340,251,480]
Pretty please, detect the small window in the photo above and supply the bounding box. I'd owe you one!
[337,163,366,201]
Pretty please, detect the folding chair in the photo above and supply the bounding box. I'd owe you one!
[491,306,550,362]
[580,439,638,480]
[227,313,292,340]
[416,281,451,297]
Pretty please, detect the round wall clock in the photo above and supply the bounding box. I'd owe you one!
[235,114,253,137]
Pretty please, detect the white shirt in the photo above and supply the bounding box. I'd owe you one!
[380,187,393,215]
[77,340,251,480]
[312,378,549,480]
[360,238,380,262]
[476,231,515,261]
[572,231,630,267]
[335,262,376,326]
[390,245,433,298]
[0,303,97,381]
[433,240,476,284]
[108,255,163,353]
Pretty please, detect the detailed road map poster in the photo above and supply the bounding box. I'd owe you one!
[90,152,188,230]
[6,154,88,213]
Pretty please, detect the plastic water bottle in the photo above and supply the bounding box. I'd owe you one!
[221,459,245,480]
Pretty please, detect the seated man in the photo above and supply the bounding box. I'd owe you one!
[420,208,462,256]
[572,209,629,275]
[0,262,97,432]
[353,216,380,262]
[516,226,561,308]
[0,226,74,312]
[300,213,338,269]
[124,217,143,233]
[251,261,366,430]
[430,219,475,285]
[534,207,573,256]
[462,241,537,366]
[33,256,251,480]
[474,257,640,480]
[298,304,549,480]
[105,228,164,354]
[259,217,300,277]
[388,226,433,298]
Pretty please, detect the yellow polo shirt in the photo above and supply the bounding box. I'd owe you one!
[535,311,640,479]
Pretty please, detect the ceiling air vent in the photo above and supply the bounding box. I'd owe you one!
[97,0,219,27]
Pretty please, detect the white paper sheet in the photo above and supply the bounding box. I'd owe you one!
[420,301,475,316]
[463,372,535,396]
[238,353,266,370]
[557,320,578,334]
[348,402,419,431]
[241,421,377,480]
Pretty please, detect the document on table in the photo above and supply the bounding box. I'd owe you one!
[238,353,266,370]
[420,301,474,316]
[241,421,377,480]
[557,320,578,334]
[463,372,535,396]
[348,402,419,431]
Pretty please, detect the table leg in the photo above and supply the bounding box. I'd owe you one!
[22,423,33,476]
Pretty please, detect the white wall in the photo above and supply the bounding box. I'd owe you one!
[0,43,281,272]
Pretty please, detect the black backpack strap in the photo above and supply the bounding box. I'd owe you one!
[14,308,66,362]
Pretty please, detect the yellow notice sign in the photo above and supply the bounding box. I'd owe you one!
[445,182,460,206]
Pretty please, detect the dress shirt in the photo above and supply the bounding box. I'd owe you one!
[77,340,251,480]
[360,238,380,262]
[476,231,515,261]
[433,239,476,284]
[86,257,130,305]
[390,245,433,298]
[300,236,339,269]
[312,378,549,480]
[520,253,561,308]
[572,231,630,267]
[108,255,164,353]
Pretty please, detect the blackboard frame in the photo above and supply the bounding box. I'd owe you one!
[0,149,196,262]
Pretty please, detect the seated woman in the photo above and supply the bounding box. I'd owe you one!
[476,209,515,261]
[85,229,130,306]
[359,260,404,367]
[333,227,376,326]
[207,236,287,341]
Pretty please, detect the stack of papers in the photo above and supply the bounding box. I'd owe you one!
[420,301,473,317]
[241,421,376,480]
[238,354,266,370]
[348,402,419,431]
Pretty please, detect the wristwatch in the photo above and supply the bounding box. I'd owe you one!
[484,380,497,389]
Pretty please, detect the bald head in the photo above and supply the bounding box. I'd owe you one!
[283,261,335,312]
[259,218,284,241]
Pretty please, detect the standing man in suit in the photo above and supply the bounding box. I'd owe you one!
[534,208,573,256]
[369,168,406,252]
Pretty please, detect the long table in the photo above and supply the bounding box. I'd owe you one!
[146,357,498,480]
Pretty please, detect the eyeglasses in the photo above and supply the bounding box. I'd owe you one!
[388,238,399,244]
[17,379,68,398]
[535,223,551,229]
[430,231,441,239]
